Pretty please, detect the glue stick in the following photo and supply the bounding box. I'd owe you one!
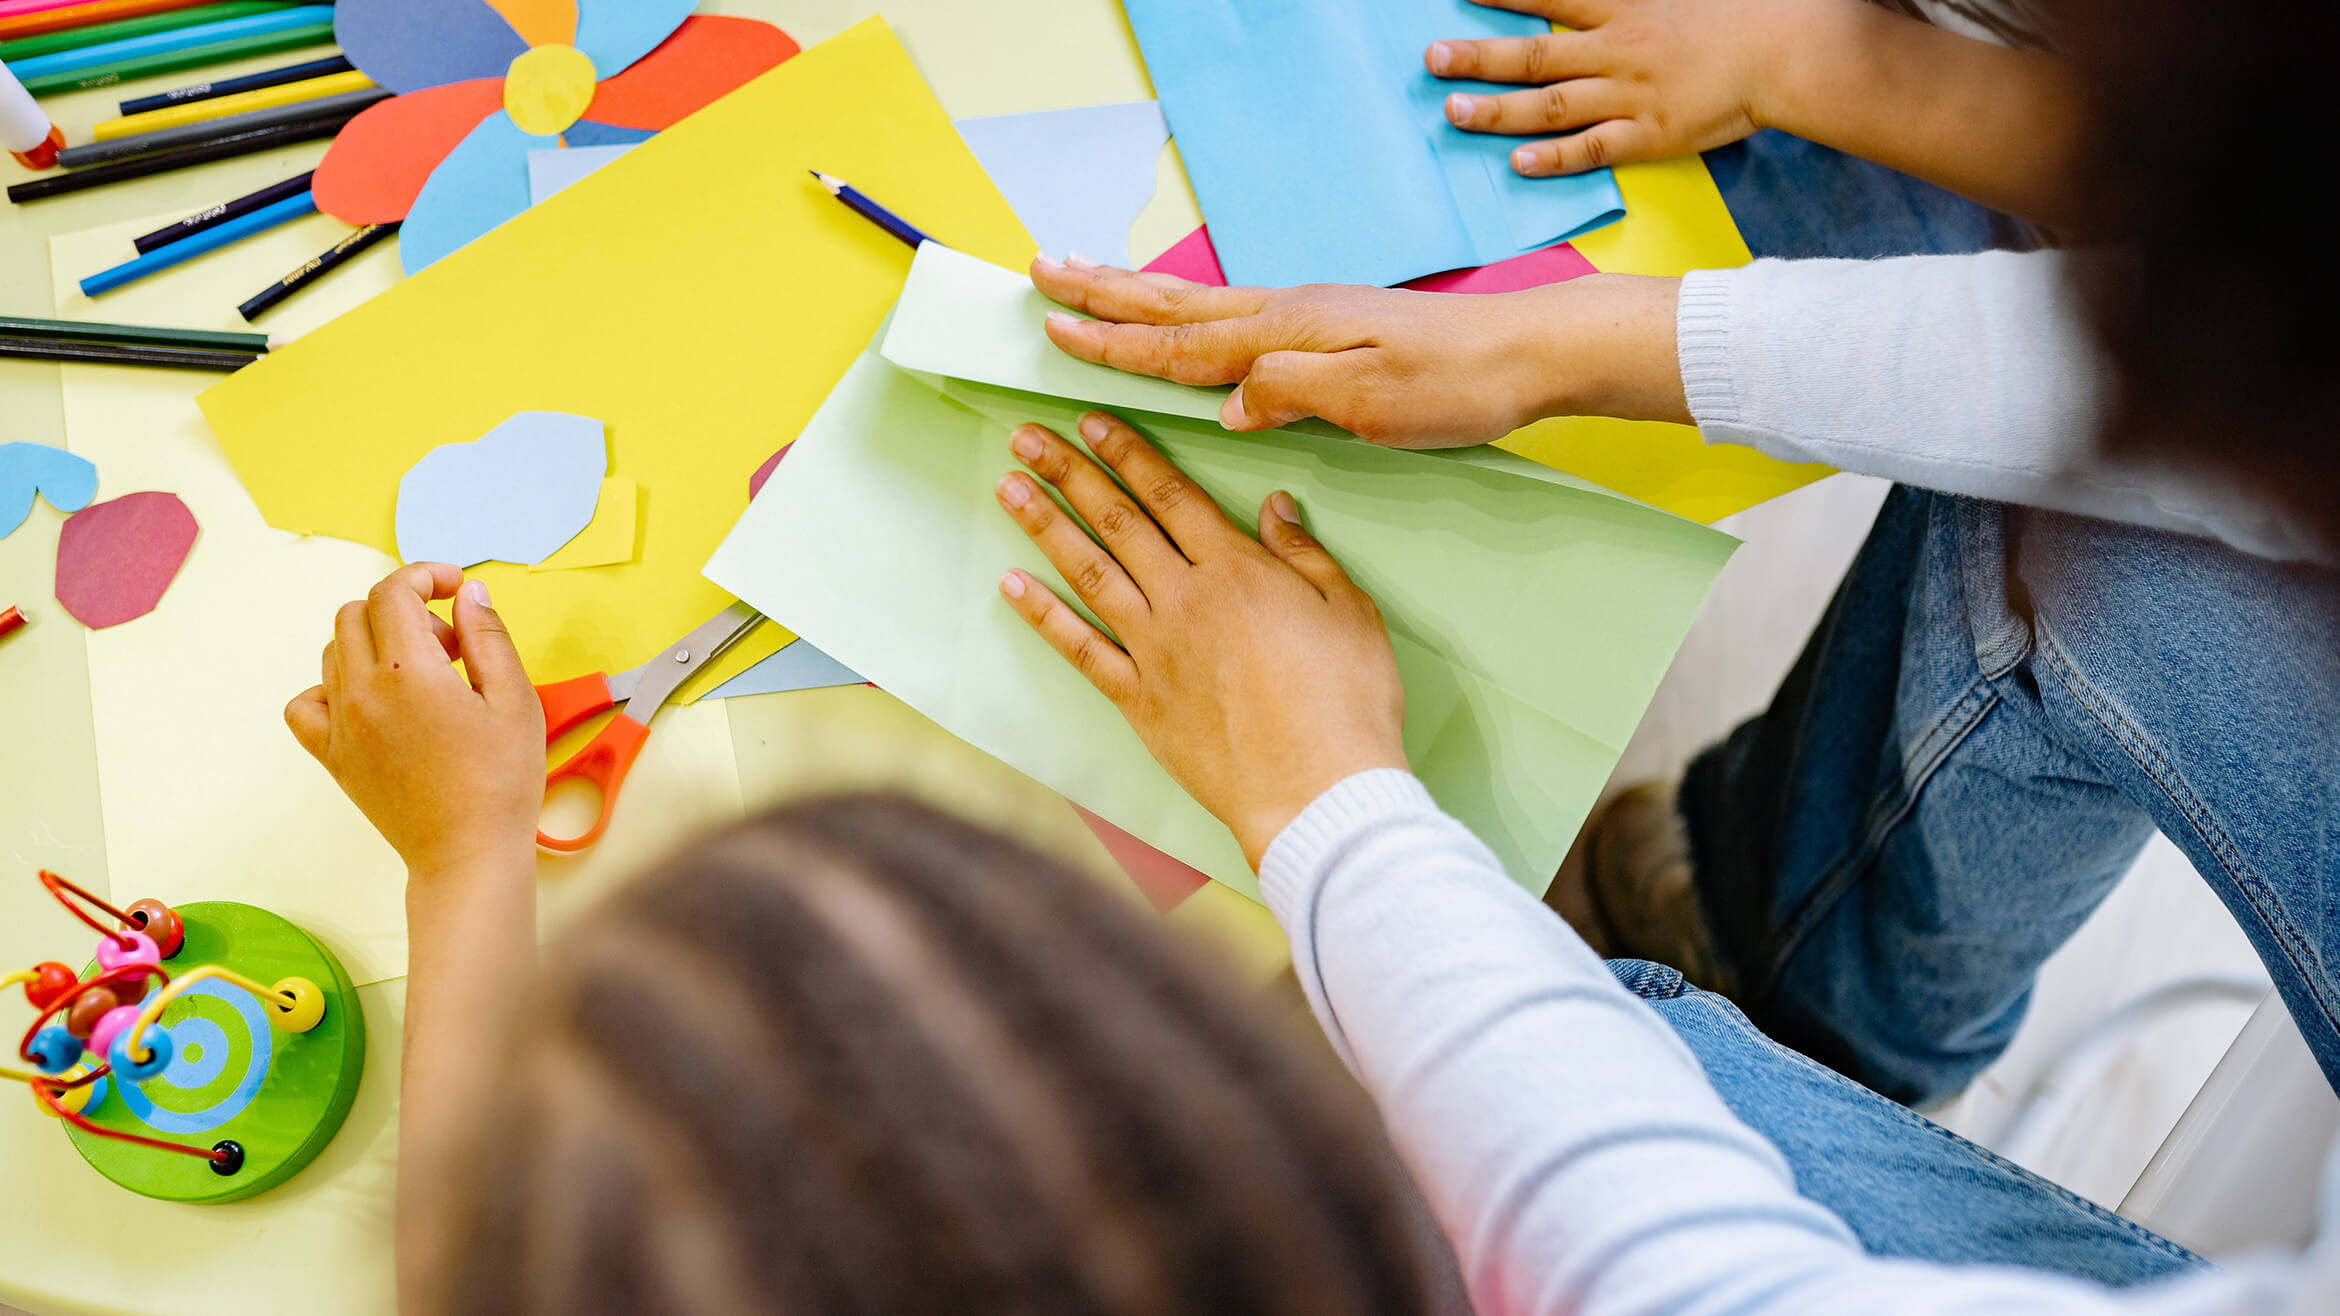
[1,57,65,172]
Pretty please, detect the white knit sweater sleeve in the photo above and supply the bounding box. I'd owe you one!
[1676,250,2328,564]
[1257,769,2314,1316]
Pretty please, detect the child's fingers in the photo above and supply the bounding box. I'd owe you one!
[1011,423,1188,581]
[284,685,330,762]
[428,612,459,662]
[1513,119,1648,175]
[1071,411,1235,560]
[997,570,1138,702]
[334,599,375,667]
[321,641,340,695]
[1426,32,1600,84]
[1468,0,1613,27]
[451,579,532,708]
[1258,492,1358,600]
[1446,78,1632,136]
[364,563,463,668]
[995,470,1150,627]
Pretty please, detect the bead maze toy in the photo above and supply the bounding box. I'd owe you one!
[4,871,364,1204]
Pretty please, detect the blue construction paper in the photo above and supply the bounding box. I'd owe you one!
[1,442,99,539]
[561,120,657,149]
[334,0,529,95]
[1120,0,1626,288]
[526,143,637,205]
[955,101,1168,269]
[400,110,555,274]
[393,411,606,568]
[573,0,695,81]
[705,638,865,700]
[80,192,317,297]
[8,6,336,79]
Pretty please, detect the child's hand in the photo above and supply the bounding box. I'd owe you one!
[1033,256,1687,447]
[1430,0,1831,176]
[284,564,545,877]
[994,411,1409,867]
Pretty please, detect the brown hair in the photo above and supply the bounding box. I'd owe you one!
[443,795,1448,1314]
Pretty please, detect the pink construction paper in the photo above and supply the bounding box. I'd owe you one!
[748,443,790,499]
[1143,224,1595,295]
[53,492,198,630]
[1072,803,1210,913]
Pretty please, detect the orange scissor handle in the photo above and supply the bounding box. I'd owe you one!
[537,712,651,852]
[537,673,616,742]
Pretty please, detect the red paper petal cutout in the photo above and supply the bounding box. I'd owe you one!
[313,79,508,224]
[1072,804,1211,914]
[583,15,800,131]
[54,492,199,630]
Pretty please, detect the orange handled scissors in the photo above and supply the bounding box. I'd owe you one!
[533,602,764,852]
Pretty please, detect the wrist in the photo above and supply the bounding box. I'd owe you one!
[1758,0,1884,142]
[1529,275,1689,425]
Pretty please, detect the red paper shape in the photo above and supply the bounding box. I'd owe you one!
[584,15,802,130]
[1072,803,1210,913]
[53,492,199,630]
[314,78,507,224]
[1143,223,1595,295]
[748,443,790,498]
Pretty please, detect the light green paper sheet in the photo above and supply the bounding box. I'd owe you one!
[705,254,1738,901]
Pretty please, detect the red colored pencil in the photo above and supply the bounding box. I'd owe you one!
[0,0,221,42]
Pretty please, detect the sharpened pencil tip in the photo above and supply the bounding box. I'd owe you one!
[809,170,843,195]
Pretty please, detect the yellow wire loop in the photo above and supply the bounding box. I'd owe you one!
[123,965,299,1061]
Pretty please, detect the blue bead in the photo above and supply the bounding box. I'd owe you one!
[109,1026,173,1082]
[27,1026,83,1075]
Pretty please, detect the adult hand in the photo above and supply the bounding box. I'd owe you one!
[1033,255,1686,448]
[285,564,545,876]
[993,411,1408,866]
[1429,0,1834,176]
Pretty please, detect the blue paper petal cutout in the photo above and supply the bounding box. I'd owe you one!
[335,0,529,95]
[2,442,99,539]
[572,0,695,80]
[561,120,657,148]
[401,109,557,274]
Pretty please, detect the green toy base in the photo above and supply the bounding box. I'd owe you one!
[66,901,365,1204]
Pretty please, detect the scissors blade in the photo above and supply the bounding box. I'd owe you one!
[608,603,763,717]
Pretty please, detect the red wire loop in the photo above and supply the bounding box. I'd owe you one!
[32,1078,229,1164]
[17,962,170,1065]
[37,871,138,950]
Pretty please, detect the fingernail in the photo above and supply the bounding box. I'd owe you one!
[1225,382,1250,426]
[1012,428,1044,461]
[464,580,490,607]
[1045,311,1080,332]
[1513,147,1543,175]
[1078,412,1109,442]
[1427,41,1453,75]
[1270,491,1299,524]
[1065,252,1098,270]
[1447,93,1476,124]
[998,474,1032,508]
[999,570,1026,599]
[1034,253,1064,270]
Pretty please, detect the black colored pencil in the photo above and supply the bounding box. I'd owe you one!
[58,86,385,167]
[238,220,396,321]
[0,314,271,353]
[131,169,313,254]
[1,335,258,371]
[6,113,346,203]
[117,52,351,115]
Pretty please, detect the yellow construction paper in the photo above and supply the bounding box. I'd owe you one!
[531,476,638,571]
[197,17,1037,692]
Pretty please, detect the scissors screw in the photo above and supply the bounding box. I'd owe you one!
[675,649,692,663]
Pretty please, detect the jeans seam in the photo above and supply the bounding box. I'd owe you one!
[1752,680,2003,1000]
[2033,628,2340,1049]
[1674,995,2207,1268]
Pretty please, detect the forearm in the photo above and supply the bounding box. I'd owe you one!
[396,846,537,1315]
[1768,1,2086,227]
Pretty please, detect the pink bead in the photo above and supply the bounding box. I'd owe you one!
[84,1004,142,1067]
[93,930,159,972]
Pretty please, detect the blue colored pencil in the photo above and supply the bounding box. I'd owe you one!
[80,188,314,297]
[6,4,329,80]
[118,52,349,115]
[810,170,934,249]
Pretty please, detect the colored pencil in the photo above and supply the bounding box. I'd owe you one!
[95,62,365,137]
[0,313,270,352]
[1,334,257,369]
[3,53,63,166]
[132,168,308,253]
[237,218,391,320]
[13,15,329,93]
[62,84,380,164]
[117,50,343,112]
[80,188,313,295]
[809,170,934,249]
[0,0,289,60]
[0,0,224,41]
[6,114,341,201]
[8,4,327,78]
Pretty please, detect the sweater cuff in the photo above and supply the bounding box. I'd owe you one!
[1675,268,1741,435]
[1258,769,1439,929]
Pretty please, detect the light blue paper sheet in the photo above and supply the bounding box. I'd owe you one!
[527,144,640,205]
[400,110,556,274]
[705,637,865,700]
[2,441,99,538]
[1121,0,1625,288]
[955,101,1168,269]
[393,411,605,568]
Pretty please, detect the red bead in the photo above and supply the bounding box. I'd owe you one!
[65,985,119,1039]
[123,899,184,959]
[23,962,76,1011]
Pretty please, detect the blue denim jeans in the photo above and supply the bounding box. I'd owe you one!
[1680,488,2340,1106]
[1612,958,2204,1284]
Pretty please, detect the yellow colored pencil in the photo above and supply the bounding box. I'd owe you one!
[90,65,371,139]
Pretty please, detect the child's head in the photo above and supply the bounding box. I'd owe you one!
[435,795,1446,1314]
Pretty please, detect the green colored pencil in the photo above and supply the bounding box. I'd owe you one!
[0,314,272,354]
[16,20,331,94]
[0,1,295,62]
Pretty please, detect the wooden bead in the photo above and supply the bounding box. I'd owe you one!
[123,899,184,959]
[109,1024,173,1082]
[64,984,119,1039]
[27,1025,83,1075]
[94,931,159,972]
[269,977,325,1032]
[22,962,76,1012]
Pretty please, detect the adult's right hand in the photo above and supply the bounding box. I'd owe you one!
[1032,255,1689,449]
